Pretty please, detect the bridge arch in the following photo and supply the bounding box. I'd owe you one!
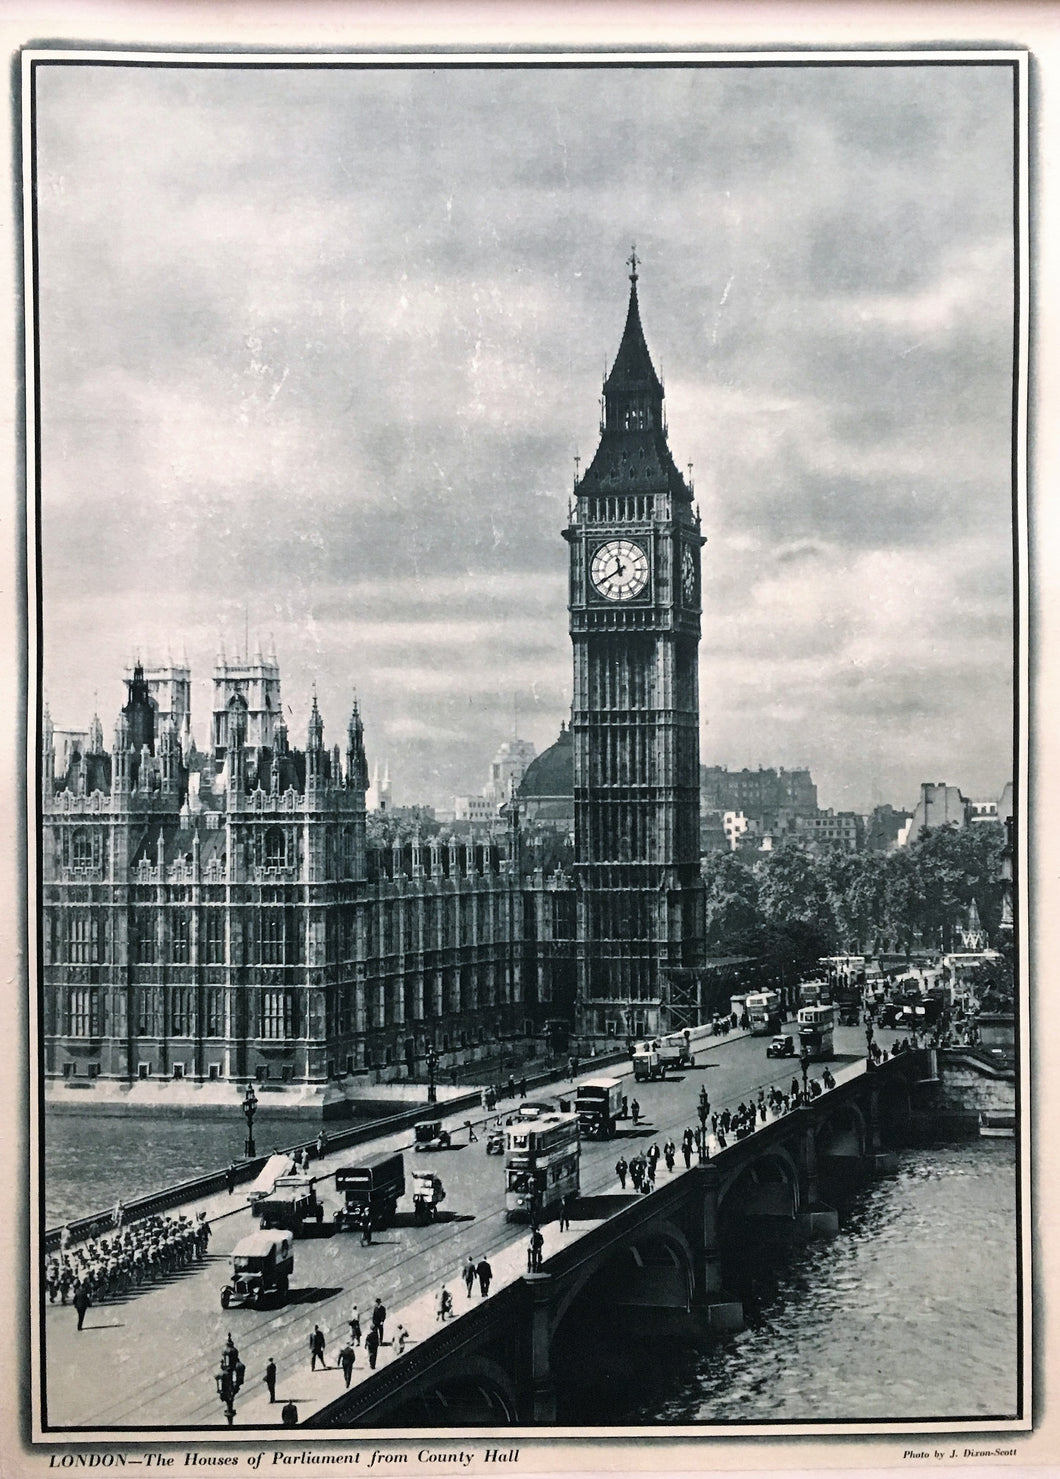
[546,1218,697,1422]
[372,1354,520,1427]
[717,1147,801,1223]
[549,1217,696,1337]
[814,1101,868,1160]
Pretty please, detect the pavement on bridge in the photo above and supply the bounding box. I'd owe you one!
[42,1025,891,1432]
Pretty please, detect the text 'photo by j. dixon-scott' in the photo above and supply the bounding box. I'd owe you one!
[25,51,1028,1439]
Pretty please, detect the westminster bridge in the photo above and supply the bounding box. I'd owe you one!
[42,1032,939,1432]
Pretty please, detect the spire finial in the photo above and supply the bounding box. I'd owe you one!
[627,244,639,284]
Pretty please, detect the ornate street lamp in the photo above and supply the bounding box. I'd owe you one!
[241,1083,258,1159]
[426,1045,439,1105]
[215,1332,244,1427]
[800,1046,811,1104]
[697,1085,710,1162]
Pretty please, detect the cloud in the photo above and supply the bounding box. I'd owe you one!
[34,58,1017,810]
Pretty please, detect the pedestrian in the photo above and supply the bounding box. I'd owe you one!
[507,1073,516,1098]
[466,1119,478,1143]
[631,1098,641,1125]
[316,1131,328,1160]
[394,1323,409,1355]
[558,1195,570,1232]
[264,1357,277,1403]
[281,1401,299,1427]
[681,1138,691,1169]
[365,1326,380,1369]
[481,1088,489,1113]
[476,1255,492,1296]
[360,1213,373,1247]
[112,1199,124,1229]
[436,1286,454,1322]
[664,1139,676,1173]
[528,1226,544,1272]
[338,1344,356,1388]
[73,1279,90,1331]
[309,1325,327,1370]
[349,1307,362,1346]
[463,1255,476,1296]
[615,1156,628,1189]
[519,1077,527,1099]
[567,1056,575,1079]
[372,1296,387,1342]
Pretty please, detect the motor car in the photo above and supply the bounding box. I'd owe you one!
[767,1034,796,1058]
[413,1120,452,1151]
[485,1129,505,1155]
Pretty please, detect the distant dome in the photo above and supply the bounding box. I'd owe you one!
[518,724,573,799]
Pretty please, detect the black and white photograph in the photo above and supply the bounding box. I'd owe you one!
[13,17,1038,1462]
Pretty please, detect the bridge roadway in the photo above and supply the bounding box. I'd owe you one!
[43,1023,892,1431]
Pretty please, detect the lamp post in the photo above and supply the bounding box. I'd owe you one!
[800,1046,811,1104]
[697,1085,710,1162]
[426,1046,439,1105]
[215,1332,244,1427]
[241,1083,258,1159]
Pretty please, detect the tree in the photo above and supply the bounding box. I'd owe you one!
[701,851,760,949]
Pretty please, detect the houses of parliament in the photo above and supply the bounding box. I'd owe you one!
[39,264,710,1101]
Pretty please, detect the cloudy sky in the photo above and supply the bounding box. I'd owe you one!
[34,56,1016,813]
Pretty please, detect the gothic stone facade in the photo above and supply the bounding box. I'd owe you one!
[41,669,528,1089]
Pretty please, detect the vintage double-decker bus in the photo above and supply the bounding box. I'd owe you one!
[797,1003,836,1061]
[504,1112,580,1222]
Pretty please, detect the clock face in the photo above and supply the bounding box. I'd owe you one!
[590,539,650,601]
[681,546,697,603]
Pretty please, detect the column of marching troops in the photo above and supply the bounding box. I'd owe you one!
[45,1211,211,1308]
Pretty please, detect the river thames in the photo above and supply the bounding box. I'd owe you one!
[633,1138,1019,1424]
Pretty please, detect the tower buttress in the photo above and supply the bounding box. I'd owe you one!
[112,712,131,800]
[226,694,248,808]
[42,706,55,798]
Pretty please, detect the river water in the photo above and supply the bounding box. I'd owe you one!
[43,1119,1018,1425]
[637,1138,1019,1424]
[42,1109,311,1225]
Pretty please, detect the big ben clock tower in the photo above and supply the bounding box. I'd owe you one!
[564,253,705,1043]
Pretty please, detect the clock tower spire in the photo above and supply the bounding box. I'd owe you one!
[564,256,705,1043]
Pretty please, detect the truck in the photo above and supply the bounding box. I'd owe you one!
[411,1168,447,1224]
[632,1041,666,1081]
[221,1230,293,1309]
[658,1029,697,1069]
[333,1151,405,1232]
[246,1152,295,1213]
[574,1077,624,1139]
[257,1174,325,1236]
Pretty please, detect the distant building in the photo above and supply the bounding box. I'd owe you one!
[452,794,498,824]
[367,760,392,813]
[517,723,575,835]
[483,737,537,805]
[700,765,818,820]
[865,804,913,852]
[789,809,863,852]
[903,782,973,845]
